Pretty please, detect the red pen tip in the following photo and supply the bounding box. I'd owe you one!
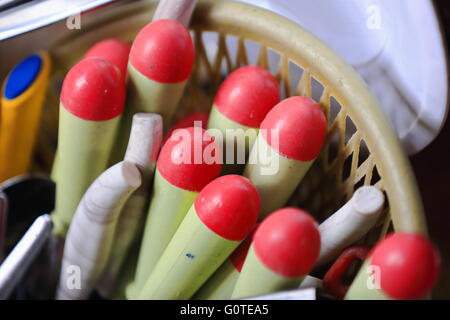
[214,66,280,128]
[194,175,260,241]
[84,38,131,82]
[60,58,125,121]
[261,96,327,162]
[253,207,320,278]
[130,19,195,83]
[157,127,222,192]
[370,232,441,300]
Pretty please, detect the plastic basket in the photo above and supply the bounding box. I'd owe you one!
[36,0,427,249]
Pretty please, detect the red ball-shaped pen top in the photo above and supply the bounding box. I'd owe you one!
[260,96,327,162]
[60,58,125,121]
[214,65,280,128]
[84,38,131,82]
[370,232,441,300]
[253,207,321,278]
[194,175,260,242]
[157,126,222,192]
[129,19,195,84]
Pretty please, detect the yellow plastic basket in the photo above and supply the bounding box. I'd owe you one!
[39,0,426,246]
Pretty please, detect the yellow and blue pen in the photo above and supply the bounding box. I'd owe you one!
[0,52,51,182]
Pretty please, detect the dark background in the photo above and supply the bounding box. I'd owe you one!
[413,0,450,299]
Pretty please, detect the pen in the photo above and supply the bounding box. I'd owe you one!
[51,39,131,181]
[231,207,320,299]
[57,161,141,300]
[84,38,131,82]
[0,52,51,182]
[345,233,440,300]
[193,224,259,300]
[127,18,195,127]
[97,113,163,298]
[138,175,259,300]
[316,186,384,267]
[152,0,197,28]
[127,126,221,298]
[51,57,126,237]
[207,66,279,173]
[244,96,327,217]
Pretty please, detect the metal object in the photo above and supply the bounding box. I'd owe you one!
[0,0,117,41]
[0,175,57,299]
[0,1,30,12]
[0,214,53,300]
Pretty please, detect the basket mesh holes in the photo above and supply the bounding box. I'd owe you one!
[267,48,281,75]
[279,81,287,100]
[353,176,365,193]
[224,34,239,68]
[209,33,233,83]
[311,76,325,103]
[370,165,381,186]
[288,61,303,96]
[200,31,218,68]
[357,139,370,168]
[244,39,260,66]
[220,59,231,77]
[326,129,340,167]
[344,116,357,146]
[328,96,342,126]
[342,154,353,183]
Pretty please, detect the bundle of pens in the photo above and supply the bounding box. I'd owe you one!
[0,0,441,300]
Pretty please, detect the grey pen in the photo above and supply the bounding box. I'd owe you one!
[0,214,52,299]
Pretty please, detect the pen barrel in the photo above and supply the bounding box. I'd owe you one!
[0,52,50,181]
[231,245,304,299]
[50,152,60,181]
[345,233,439,300]
[57,161,140,300]
[138,205,240,300]
[193,260,240,300]
[317,186,383,266]
[52,106,120,236]
[344,260,390,300]
[97,113,162,297]
[96,190,146,296]
[244,135,313,217]
[128,170,198,298]
[152,0,197,27]
[127,62,187,127]
[208,105,258,174]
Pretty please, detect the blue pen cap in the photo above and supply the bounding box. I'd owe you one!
[4,54,42,100]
